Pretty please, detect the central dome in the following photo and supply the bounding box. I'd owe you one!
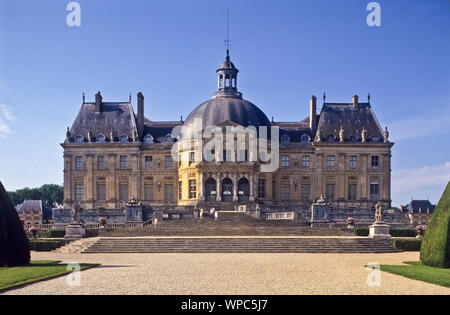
[183,52,270,130]
[184,97,270,129]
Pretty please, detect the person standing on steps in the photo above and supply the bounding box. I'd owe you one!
[153,216,158,228]
[214,210,218,222]
[199,208,204,219]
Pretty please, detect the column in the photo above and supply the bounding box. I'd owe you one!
[338,153,346,201]
[249,173,255,202]
[85,154,94,208]
[107,154,116,208]
[216,172,222,201]
[361,154,368,201]
[199,172,205,201]
[315,153,323,199]
[63,153,72,208]
[232,174,238,202]
[265,172,273,200]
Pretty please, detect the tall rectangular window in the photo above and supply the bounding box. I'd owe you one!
[327,155,335,169]
[302,155,310,168]
[281,155,290,167]
[238,149,248,162]
[371,156,379,168]
[144,183,154,201]
[164,184,174,202]
[145,156,153,168]
[280,184,290,201]
[370,182,379,201]
[349,155,357,169]
[178,181,182,200]
[301,184,310,201]
[189,152,195,165]
[189,180,196,199]
[119,183,128,201]
[97,183,106,201]
[75,184,84,201]
[223,149,231,162]
[258,179,265,199]
[348,183,357,201]
[165,155,173,168]
[326,183,335,200]
[97,156,106,169]
[75,156,83,170]
[120,156,128,169]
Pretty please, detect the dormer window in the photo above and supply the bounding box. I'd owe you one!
[75,135,84,143]
[164,134,174,143]
[281,134,290,144]
[300,134,310,143]
[143,134,154,144]
[350,135,358,142]
[119,134,129,142]
[96,134,106,143]
[371,136,379,142]
[327,134,335,142]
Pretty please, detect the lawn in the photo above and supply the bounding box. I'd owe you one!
[0,260,99,292]
[381,261,450,288]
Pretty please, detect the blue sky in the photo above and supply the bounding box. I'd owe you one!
[0,0,449,206]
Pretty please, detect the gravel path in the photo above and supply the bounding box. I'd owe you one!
[3,251,449,295]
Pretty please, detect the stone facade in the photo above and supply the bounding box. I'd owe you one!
[59,52,394,223]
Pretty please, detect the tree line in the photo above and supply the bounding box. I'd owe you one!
[7,184,63,209]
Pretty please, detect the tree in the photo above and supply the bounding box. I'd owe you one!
[0,180,30,267]
[420,181,450,268]
[7,184,63,208]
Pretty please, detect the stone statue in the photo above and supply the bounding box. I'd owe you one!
[339,126,344,143]
[87,129,93,142]
[361,127,367,143]
[71,202,81,224]
[132,129,138,142]
[383,126,389,143]
[375,201,383,223]
[315,130,321,142]
[127,195,140,206]
[66,127,71,142]
[316,194,326,205]
[109,128,115,142]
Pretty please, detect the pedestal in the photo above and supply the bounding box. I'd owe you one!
[64,223,86,240]
[369,222,391,239]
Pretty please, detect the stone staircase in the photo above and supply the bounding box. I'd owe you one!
[82,237,400,254]
[98,212,351,237]
[53,237,100,254]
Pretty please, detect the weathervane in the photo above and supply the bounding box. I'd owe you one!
[224,8,231,55]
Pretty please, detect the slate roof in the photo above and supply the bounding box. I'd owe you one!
[16,200,43,214]
[143,119,182,143]
[315,102,384,142]
[68,102,138,142]
[406,200,436,214]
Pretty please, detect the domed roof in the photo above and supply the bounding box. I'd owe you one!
[184,97,270,130]
[219,56,236,70]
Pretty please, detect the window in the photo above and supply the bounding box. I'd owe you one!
[75,135,84,143]
[258,179,265,199]
[120,156,128,169]
[189,152,195,165]
[282,155,290,167]
[165,155,173,168]
[326,183,335,201]
[348,183,357,201]
[370,182,379,201]
[327,134,335,142]
[119,183,128,201]
[143,134,154,144]
[327,155,335,169]
[75,184,84,201]
[371,136,379,142]
[371,156,379,168]
[301,184,310,201]
[75,156,83,169]
[302,155,310,168]
[238,149,248,162]
[280,184,290,201]
[97,134,106,143]
[349,155,357,169]
[145,156,153,168]
[97,183,106,201]
[281,134,290,144]
[164,184,174,202]
[189,180,196,199]
[300,134,310,143]
[144,183,154,201]
[223,149,231,162]
[119,134,129,142]
[97,156,106,169]
[178,181,182,200]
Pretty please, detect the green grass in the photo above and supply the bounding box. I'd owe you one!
[381,261,450,288]
[0,260,99,292]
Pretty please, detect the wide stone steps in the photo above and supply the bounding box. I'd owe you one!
[82,237,400,253]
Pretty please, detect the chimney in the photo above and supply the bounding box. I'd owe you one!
[137,92,144,136]
[352,95,359,109]
[95,91,103,112]
[310,95,317,135]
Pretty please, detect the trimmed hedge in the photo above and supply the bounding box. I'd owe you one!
[421,181,450,268]
[29,240,66,251]
[0,181,30,266]
[45,230,66,238]
[393,239,422,251]
[354,227,416,237]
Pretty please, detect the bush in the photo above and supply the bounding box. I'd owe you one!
[45,230,66,238]
[421,181,450,268]
[29,240,66,252]
[0,180,30,266]
[354,228,369,236]
[393,239,422,251]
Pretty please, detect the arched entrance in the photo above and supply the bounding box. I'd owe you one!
[205,178,216,202]
[222,178,233,202]
[238,178,250,202]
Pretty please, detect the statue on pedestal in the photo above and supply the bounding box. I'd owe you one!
[71,202,81,224]
[375,201,383,223]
